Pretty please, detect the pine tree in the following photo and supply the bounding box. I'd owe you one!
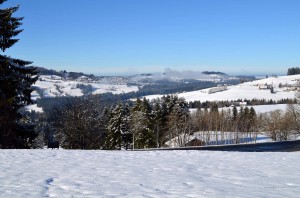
[243,107,250,132]
[287,67,300,75]
[104,103,132,150]
[232,106,238,121]
[152,98,170,147]
[152,100,160,146]
[248,107,257,131]
[105,104,123,150]
[101,106,112,143]
[131,98,155,149]
[0,1,38,148]
[238,107,245,132]
[121,103,132,150]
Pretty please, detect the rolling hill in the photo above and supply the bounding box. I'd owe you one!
[145,74,300,103]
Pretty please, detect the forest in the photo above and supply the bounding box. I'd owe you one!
[25,92,300,150]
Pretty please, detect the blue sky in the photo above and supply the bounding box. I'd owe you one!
[3,0,300,75]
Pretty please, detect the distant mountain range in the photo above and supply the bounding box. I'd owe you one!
[35,67,256,83]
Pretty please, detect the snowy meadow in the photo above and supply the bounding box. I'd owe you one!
[0,150,299,198]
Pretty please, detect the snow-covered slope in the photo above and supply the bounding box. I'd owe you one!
[146,74,300,102]
[31,70,252,100]
[1,150,299,198]
[32,75,139,100]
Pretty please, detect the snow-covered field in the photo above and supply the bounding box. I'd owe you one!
[146,74,300,102]
[1,150,299,198]
[223,104,289,114]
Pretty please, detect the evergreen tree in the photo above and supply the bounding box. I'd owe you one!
[243,107,250,131]
[238,107,245,132]
[165,95,178,113]
[105,104,123,150]
[104,103,132,150]
[287,67,300,75]
[152,98,169,147]
[0,1,38,148]
[131,98,155,149]
[0,1,23,51]
[152,99,162,148]
[210,102,218,112]
[248,107,257,131]
[121,103,132,150]
[232,106,238,121]
[101,106,112,144]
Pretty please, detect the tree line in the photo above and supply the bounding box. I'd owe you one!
[188,98,296,109]
[31,94,300,150]
[287,67,300,75]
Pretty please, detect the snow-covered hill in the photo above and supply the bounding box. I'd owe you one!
[32,75,139,100]
[146,74,300,102]
[31,69,243,100]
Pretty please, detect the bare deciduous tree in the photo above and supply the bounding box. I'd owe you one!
[57,98,104,149]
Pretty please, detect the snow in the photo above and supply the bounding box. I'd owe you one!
[246,104,289,113]
[34,75,139,98]
[31,90,40,100]
[190,104,289,115]
[91,83,138,95]
[1,150,299,198]
[24,104,43,113]
[221,104,289,114]
[146,75,300,102]
[25,75,139,112]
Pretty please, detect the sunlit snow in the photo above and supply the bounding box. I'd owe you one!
[146,74,300,102]
[33,75,139,98]
[1,150,299,198]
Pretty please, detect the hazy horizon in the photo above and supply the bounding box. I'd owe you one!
[45,66,286,77]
